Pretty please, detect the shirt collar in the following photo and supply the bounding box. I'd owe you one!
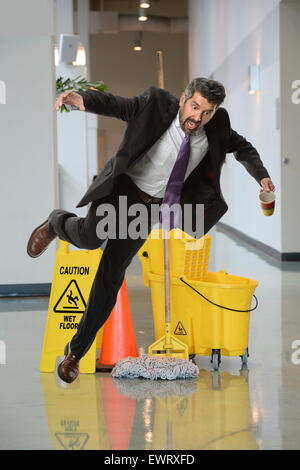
[175,111,182,129]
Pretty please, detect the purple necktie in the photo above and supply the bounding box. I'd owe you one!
[160,133,191,229]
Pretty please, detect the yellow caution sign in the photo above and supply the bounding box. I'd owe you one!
[40,240,103,374]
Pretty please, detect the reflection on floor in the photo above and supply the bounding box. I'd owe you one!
[0,227,300,450]
[39,371,256,451]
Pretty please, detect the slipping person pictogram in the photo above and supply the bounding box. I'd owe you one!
[54,280,86,314]
[67,290,79,308]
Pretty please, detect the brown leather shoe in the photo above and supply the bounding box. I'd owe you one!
[27,220,56,258]
[57,343,80,384]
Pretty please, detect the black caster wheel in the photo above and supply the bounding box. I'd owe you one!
[211,349,221,371]
[240,347,249,367]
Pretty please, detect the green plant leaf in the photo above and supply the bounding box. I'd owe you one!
[56,75,108,112]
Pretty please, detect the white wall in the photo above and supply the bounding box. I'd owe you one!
[55,1,97,217]
[55,64,97,216]
[189,0,282,253]
[279,0,300,253]
[0,0,58,288]
[0,0,97,293]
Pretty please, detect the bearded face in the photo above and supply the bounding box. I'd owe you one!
[179,91,217,135]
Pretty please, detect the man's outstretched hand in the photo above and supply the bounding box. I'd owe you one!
[53,91,85,111]
[260,177,275,192]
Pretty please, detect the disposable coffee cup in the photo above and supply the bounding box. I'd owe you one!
[259,191,275,216]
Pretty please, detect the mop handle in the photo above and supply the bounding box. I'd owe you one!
[157,50,165,89]
[163,232,171,324]
[157,50,171,330]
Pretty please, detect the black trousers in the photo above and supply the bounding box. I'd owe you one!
[48,175,160,359]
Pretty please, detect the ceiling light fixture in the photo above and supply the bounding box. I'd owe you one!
[138,8,148,21]
[140,1,150,8]
[133,31,143,51]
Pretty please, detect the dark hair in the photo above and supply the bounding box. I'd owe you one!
[184,77,226,107]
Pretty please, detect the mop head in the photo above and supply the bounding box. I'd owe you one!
[111,354,199,380]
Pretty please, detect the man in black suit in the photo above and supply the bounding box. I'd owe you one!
[27,78,274,383]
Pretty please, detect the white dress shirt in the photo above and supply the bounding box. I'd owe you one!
[126,112,209,197]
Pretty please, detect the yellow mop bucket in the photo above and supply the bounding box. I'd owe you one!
[138,229,258,370]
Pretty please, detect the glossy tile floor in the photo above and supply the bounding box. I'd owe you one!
[0,227,300,450]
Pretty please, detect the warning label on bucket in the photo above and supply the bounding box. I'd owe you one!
[174,321,187,335]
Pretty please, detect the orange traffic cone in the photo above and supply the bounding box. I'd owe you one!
[96,279,139,372]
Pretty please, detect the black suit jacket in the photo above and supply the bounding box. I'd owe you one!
[77,86,269,235]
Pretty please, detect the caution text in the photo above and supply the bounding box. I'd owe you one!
[59,266,90,275]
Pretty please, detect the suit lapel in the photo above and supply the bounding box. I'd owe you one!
[133,98,179,163]
[153,99,179,139]
[204,119,221,192]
